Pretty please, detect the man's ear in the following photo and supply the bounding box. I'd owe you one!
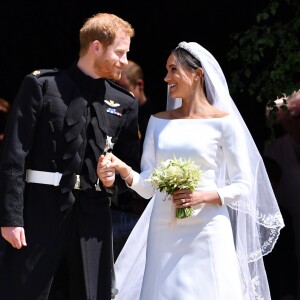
[92,40,102,52]
[137,79,144,90]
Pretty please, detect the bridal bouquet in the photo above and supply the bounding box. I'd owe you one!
[149,156,202,219]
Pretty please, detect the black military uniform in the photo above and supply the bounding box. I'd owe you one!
[0,64,140,300]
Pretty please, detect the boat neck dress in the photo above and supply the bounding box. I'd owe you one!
[115,115,251,300]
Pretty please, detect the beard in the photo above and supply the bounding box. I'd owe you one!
[93,58,121,80]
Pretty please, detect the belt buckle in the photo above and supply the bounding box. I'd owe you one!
[53,172,61,186]
[74,175,81,190]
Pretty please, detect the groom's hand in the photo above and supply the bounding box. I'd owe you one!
[97,154,115,188]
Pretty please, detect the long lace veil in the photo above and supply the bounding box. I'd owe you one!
[167,41,284,299]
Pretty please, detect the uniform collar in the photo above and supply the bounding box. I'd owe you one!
[67,63,105,95]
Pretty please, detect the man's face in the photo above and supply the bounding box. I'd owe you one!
[93,31,131,80]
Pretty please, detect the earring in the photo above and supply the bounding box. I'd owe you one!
[195,77,198,81]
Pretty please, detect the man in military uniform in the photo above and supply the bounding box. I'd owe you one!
[0,13,139,300]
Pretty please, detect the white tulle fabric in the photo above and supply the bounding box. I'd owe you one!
[114,42,284,300]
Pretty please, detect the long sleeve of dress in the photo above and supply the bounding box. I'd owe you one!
[215,116,251,205]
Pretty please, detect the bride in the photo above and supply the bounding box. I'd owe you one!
[98,41,284,300]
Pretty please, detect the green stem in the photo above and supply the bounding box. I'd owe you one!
[176,207,194,219]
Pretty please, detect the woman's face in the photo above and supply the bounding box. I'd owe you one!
[164,53,197,99]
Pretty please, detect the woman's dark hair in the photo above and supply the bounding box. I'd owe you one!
[172,47,207,96]
[172,47,202,71]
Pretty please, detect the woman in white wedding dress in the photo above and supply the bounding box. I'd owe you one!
[98,42,284,300]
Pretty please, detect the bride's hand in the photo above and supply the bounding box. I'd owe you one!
[172,190,222,207]
[98,153,134,185]
[172,189,194,207]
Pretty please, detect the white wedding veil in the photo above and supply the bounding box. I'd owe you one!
[114,42,284,300]
[167,41,284,299]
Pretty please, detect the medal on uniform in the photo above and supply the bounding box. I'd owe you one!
[103,135,114,154]
[106,107,122,116]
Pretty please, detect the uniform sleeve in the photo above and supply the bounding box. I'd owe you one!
[130,116,156,199]
[215,116,251,205]
[0,74,44,226]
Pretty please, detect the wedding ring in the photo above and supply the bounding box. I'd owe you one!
[182,199,186,204]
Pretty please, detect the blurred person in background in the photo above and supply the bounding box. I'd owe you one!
[264,89,300,300]
[116,60,156,152]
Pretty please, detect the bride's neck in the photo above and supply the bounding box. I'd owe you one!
[177,98,215,117]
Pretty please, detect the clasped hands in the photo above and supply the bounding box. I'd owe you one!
[97,153,116,188]
[97,152,133,188]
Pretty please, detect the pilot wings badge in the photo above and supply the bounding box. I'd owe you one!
[104,99,120,107]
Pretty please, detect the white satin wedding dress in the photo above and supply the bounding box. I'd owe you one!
[114,115,252,300]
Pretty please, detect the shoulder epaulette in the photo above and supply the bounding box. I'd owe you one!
[31,68,61,78]
[106,79,135,99]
